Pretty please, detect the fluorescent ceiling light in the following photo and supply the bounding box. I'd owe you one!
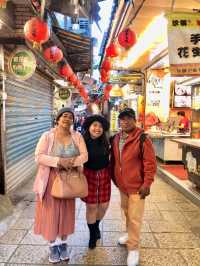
[120,14,168,68]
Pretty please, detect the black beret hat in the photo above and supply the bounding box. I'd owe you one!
[83,115,110,131]
[118,108,136,120]
[56,107,74,122]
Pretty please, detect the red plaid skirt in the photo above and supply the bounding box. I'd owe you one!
[82,166,111,204]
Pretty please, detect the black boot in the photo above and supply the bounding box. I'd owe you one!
[95,220,101,240]
[87,223,97,249]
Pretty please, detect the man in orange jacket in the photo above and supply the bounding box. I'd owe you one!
[111,108,157,266]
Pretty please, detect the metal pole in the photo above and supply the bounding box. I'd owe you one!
[40,0,46,19]
[0,44,6,194]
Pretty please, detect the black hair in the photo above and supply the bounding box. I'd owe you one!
[83,128,110,155]
[177,111,185,117]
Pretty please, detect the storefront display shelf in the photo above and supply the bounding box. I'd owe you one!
[172,138,200,189]
[149,133,190,162]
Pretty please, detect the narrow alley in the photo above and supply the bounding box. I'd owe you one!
[0,176,200,266]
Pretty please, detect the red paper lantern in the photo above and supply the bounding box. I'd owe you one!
[76,80,81,88]
[43,46,63,64]
[77,84,85,92]
[118,28,137,49]
[24,17,50,45]
[101,75,110,83]
[59,64,73,78]
[69,73,78,85]
[101,58,112,72]
[104,84,112,92]
[106,43,119,58]
[103,84,112,101]
[100,69,110,78]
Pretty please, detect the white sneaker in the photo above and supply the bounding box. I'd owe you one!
[127,250,139,266]
[118,233,128,245]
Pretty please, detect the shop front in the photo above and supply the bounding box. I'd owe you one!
[108,72,145,133]
[144,68,191,163]
[0,1,92,195]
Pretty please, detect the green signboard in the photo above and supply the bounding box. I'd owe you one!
[59,88,71,100]
[8,49,36,80]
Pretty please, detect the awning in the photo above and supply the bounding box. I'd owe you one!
[53,26,91,73]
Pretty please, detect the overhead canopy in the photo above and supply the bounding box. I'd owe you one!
[107,0,200,70]
[53,26,91,73]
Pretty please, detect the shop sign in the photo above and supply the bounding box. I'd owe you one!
[8,49,36,80]
[145,71,170,122]
[58,88,71,100]
[110,73,141,84]
[110,85,122,97]
[167,12,200,76]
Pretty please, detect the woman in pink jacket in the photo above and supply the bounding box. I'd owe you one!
[33,107,88,263]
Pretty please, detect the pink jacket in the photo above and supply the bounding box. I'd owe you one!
[33,128,88,200]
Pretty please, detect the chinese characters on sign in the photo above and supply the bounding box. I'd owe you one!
[167,13,200,76]
[145,71,170,122]
[8,49,36,80]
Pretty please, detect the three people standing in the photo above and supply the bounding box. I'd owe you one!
[33,106,156,266]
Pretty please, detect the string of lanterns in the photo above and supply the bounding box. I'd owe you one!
[24,16,89,103]
[100,27,137,101]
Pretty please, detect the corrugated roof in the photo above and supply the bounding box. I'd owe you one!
[53,26,91,72]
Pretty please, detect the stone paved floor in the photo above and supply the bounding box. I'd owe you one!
[0,176,200,265]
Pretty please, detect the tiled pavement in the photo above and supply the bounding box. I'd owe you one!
[0,176,200,265]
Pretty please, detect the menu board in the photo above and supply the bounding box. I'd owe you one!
[174,84,191,107]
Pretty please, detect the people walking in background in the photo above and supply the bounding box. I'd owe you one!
[82,115,111,249]
[33,107,88,263]
[110,108,157,266]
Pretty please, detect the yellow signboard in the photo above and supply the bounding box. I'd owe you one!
[167,12,200,76]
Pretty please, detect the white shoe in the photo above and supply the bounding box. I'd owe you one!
[127,250,139,266]
[118,233,128,245]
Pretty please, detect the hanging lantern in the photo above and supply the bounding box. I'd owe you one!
[59,64,73,78]
[69,73,78,85]
[101,75,110,83]
[100,69,110,78]
[118,28,137,49]
[100,69,110,83]
[101,58,112,72]
[104,84,112,93]
[77,84,85,92]
[24,17,50,47]
[0,0,7,8]
[106,43,119,58]
[43,46,63,64]
[76,80,81,88]
[103,84,112,101]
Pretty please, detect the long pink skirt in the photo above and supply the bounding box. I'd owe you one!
[34,169,75,241]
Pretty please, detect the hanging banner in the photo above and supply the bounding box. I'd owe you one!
[145,70,170,122]
[167,12,200,76]
[8,48,36,80]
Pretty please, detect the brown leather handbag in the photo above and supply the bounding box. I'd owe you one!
[51,167,88,199]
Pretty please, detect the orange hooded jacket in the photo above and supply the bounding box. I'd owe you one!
[111,127,157,194]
